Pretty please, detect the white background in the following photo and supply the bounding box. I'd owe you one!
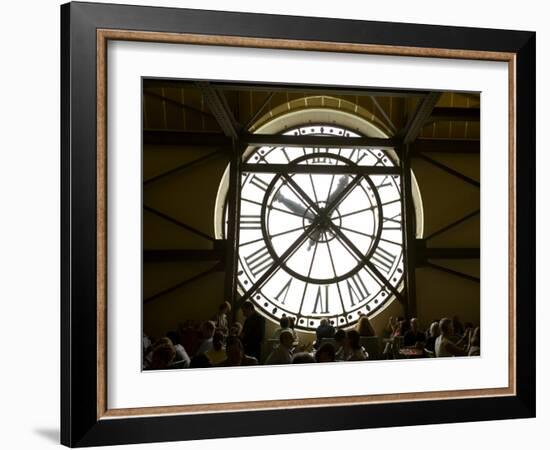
[0,0,546,449]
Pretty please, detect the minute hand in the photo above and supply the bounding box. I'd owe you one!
[325,174,362,214]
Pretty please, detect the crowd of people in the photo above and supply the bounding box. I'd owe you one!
[143,300,480,370]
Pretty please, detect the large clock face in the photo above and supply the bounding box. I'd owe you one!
[234,125,404,331]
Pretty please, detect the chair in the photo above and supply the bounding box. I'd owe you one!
[392,336,405,358]
[320,337,336,346]
[424,349,435,358]
[266,338,280,350]
[360,336,382,360]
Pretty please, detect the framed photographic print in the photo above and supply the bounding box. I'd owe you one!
[60,1,536,447]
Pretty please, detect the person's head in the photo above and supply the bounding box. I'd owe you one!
[150,342,176,369]
[439,317,453,337]
[347,330,361,350]
[279,329,294,349]
[334,328,346,345]
[319,318,329,327]
[166,331,179,346]
[153,337,172,349]
[429,321,440,338]
[356,315,375,336]
[288,316,296,329]
[190,353,212,368]
[399,319,411,334]
[410,318,419,333]
[292,352,316,364]
[219,301,231,314]
[212,330,225,351]
[229,322,242,336]
[225,336,244,365]
[201,320,216,339]
[279,316,290,329]
[315,343,336,363]
[241,300,255,318]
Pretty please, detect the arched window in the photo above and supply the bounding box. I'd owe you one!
[215,116,423,332]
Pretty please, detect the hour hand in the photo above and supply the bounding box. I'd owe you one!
[273,192,315,221]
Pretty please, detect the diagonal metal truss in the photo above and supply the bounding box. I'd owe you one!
[416,153,480,187]
[144,205,215,243]
[143,149,225,186]
[144,262,223,304]
[196,81,240,139]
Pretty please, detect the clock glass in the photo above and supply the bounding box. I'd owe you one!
[232,125,404,331]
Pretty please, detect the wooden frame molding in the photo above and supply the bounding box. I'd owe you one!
[96,29,516,420]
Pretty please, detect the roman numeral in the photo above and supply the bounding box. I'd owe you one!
[311,148,328,164]
[375,176,392,189]
[244,247,273,277]
[371,247,397,274]
[274,278,293,305]
[240,214,262,230]
[383,213,402,230]
[312,285,330,314]
[249,175,269,192]
[346,273,370,307]
[349,148,368,164]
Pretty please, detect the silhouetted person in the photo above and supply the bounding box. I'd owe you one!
[265,330,294,365]
[218,336,258,366]
[241,301,265,361]
[314,319,335,349]
[403,318,425,347]
[315,342,336,363]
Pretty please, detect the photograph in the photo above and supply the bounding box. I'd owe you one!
[57,2,536,446]
[141,80,481,370]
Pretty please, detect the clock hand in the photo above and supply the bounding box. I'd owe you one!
[326,175,351,209]
[273,192,316,221]
[273,192,320,251]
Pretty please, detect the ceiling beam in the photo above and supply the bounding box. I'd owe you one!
[143,130,397,148]
[416,239,480,262]
[415,153,480,187]
[402,92,442,144]
[144,131,231,147]
[195,81,240,139]
[410,139,479,154]
[424,262,480,283]
[428,107,480,122]
[144,246,226,263]
[241,163,399,175]
[144,78,428,98]
[144,90,216,120]
[243,133,397,148]
[422,247,480,259]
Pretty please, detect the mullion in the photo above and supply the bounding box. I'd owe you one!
[330,224,403,301]
[339,225,401,247]
[325,234,347,316]
[338,198,400,219]
[241,197,304,219]
[325,174,363,215]
[238,220,321,304]
[324,147,342,204]
[239,224,305,247]
[297,239,320,317]
[283,174,322,215]
[309,173,319,204]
